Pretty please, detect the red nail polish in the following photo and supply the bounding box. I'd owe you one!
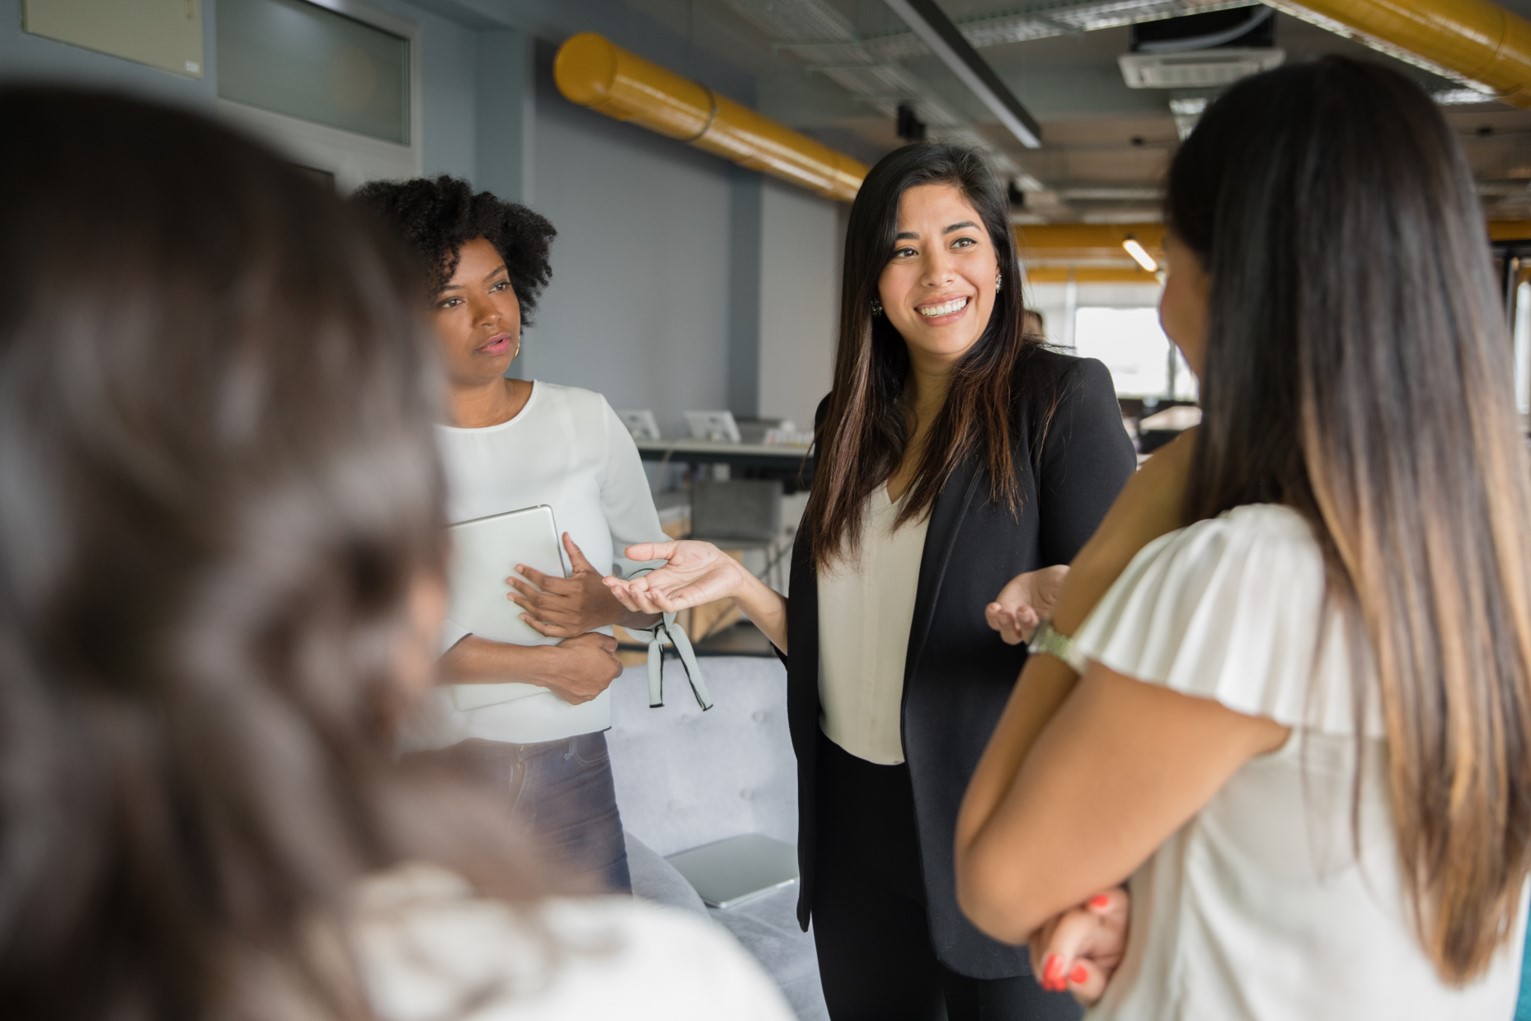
[1071,964,1089,984]
[1043,954,1064,985]
[1089,894,1111,910]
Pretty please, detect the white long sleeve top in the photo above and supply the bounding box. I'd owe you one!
[425,381,666,746]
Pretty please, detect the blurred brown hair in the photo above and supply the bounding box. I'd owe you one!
[0,85,539,1019]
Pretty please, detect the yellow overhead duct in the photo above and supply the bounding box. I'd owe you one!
[1272,0,1531,108]
[554,32,868,203]
[1019,220,1527,271]
[1016,223,1166,266]
[1490,221,1531,241]
[1025,266,1161,285]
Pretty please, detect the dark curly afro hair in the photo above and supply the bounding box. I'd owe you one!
[351,175,556,325]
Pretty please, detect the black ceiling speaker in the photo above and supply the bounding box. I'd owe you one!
[897,102,927,142]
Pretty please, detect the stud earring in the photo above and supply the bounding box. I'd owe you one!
[871,298,883,317]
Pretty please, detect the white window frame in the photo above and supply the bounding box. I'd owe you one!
[215,0,422,190]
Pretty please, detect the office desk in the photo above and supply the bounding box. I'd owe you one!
[1137,404,1201,455]
[635,439,815,481]
[617,441,808,660]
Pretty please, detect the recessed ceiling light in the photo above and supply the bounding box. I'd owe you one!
[1122,236,1159,273]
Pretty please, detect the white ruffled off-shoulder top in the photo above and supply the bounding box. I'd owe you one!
[1073,504,1525,1021]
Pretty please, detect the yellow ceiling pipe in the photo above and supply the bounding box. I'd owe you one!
[554,32,868,203]
[1020,221,1528,265]
[1270,0,1531,108]
[1490,221,1531,241]
[1016,223,1166,264]
[1025,266,1162,285]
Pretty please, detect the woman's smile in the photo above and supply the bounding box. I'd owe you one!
[877,182,998,370]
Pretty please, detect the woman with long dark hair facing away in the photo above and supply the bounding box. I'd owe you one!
[351,177,677,895]
[956,57,1531,1019]
[607,142,1137,1019]
[0,85,791,1021]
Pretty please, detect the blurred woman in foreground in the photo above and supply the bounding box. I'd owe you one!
[0,85,789,1021]
[956,57,1531,1019]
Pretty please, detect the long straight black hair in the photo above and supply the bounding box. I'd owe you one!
[1169,57,1531,982]
[805,143,1039,569]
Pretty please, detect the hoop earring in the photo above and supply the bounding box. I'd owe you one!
[871,298,883,317]
[513,338,522,360]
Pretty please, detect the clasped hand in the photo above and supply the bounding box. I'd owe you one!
[1030,886,1129,1003]
[509,532,634,638]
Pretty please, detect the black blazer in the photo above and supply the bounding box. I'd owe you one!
[783,349,1137,979]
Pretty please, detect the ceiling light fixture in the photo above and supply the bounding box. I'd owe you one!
[1433,87,1496,106]
[1122,236,1159,273]
[882,0,1043,149]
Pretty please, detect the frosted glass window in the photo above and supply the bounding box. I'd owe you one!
[217,0,410,144]
[1073,306,1198,401]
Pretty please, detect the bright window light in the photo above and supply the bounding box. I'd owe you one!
[1073,306,1197,401]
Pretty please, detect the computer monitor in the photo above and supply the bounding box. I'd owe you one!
[684,409,741,443]
[616,408,661,442]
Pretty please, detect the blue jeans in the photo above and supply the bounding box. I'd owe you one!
[435,732,631,893]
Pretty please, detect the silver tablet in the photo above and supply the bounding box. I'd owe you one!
[445,504,567,711]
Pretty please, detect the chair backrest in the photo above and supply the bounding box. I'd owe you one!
[690,478,782,542]
[606,659,798,857]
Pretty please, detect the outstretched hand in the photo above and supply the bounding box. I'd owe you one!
[509,533,630,638]
[604,540,745,615]
[985,564,1069,645]
[1030,886,1129,1004]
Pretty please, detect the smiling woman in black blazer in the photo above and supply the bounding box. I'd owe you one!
[608,143,1135,1020]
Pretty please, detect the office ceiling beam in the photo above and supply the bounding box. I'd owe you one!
[882,0,1044,148]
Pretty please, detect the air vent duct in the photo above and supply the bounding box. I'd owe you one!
[1120,7,1283,89]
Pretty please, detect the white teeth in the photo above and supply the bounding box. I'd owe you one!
[918,297,968,317]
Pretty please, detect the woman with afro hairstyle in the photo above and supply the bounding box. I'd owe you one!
[353,176,670,894]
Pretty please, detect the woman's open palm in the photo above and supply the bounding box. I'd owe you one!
[604,540,746,615]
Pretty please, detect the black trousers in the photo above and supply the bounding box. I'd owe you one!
[812,730,1083,1021]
